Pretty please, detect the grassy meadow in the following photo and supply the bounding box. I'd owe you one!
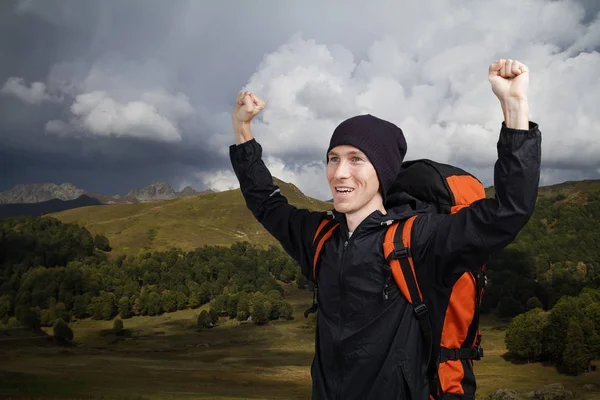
[1,285,599,400]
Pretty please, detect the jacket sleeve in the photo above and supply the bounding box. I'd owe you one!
[411,121,542,282]
[229,138,326,280]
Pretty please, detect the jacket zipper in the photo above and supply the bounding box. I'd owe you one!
[336,239,349,400]
[383,265,392,300]
[331,212,379,399]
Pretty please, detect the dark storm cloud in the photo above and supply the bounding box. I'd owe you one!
[0,0,248,193]
[1,0,599,200]
[572,0,600,22]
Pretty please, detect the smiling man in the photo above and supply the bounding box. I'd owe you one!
[324,113,408,233]
[229,59,541,399]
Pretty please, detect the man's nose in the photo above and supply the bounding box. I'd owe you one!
[334,160,351,180]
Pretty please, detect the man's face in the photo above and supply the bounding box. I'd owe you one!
[326,145,382,215]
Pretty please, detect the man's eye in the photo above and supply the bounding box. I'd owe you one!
[352,157,362,162]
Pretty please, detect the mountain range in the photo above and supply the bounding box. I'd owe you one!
[0,182,211,204]
[0,181,213,218]
[2,176,600,259]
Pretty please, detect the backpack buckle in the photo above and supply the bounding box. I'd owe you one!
[475,346,484,360]
[386,247,410,263]
[394,248,410,259]
[448,348,458,360]
[413,303,428,318]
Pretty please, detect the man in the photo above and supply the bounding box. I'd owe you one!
[229,59,541,399]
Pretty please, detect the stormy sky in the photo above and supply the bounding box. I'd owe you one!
[1,0,599,200]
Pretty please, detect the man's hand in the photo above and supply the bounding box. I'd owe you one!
[488,59,529,101]
[232,91,266,144]
[488,59,529,130]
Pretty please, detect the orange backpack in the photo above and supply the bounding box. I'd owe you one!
[309,159,488,400]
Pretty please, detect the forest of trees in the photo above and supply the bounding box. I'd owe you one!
[505,287,600,375]
[2,188,599,331]
[0,216,306,331]
[480,188,600,317]
[1,186,599,373]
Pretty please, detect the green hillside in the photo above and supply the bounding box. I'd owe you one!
[52,176,600,261]
[482,179,600,314]
[485,179,600,203]
[50,178,332,254]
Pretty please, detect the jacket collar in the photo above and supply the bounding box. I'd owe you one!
[330,199,433,238]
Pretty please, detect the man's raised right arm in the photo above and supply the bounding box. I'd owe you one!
[229,91,325,280]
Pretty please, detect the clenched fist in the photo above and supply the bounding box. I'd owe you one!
[488,59,529,101]
[232,91,266,144]
[232,91,266,125]
[488,59,530,130]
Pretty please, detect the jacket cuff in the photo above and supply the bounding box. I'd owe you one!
[500,121,540,134]
[229,138,262,162]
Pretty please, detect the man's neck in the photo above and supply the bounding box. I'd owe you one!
[345,200,386,233]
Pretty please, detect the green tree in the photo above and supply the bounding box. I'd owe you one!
[118,296,132,319]
[53,318,74,346]
[94,234,111,251]
[19,308,41,331]
[161,291,178,313]
[0,294,12,319]
[113,318,124,335]
[188,293,201,308]
[562,318,589,374]
[197,310,212,329]
[40,307,57,327]
[236,293,250,321]
[175,291,188,310]
[250,293,271,325]
[146,292,162,316]
[497,297,525,318]
[544,296,583,362]
[55,302,68,322]
[72,294,90,319]
[211,294,228,316]
[297,274,308,290]
[88,291,116,320]
[226,294,239,318]
[505,308,547,361]
[280,268,296,283]
[279,301,294,320]
[526,296,543,311]
[208,308,219,325]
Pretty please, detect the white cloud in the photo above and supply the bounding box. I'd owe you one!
[64,90,184,141]
[193,169,240,193]
[5,0,600,198]
[210,0,600,199]
[1,77,61,105]
[195,156,331,200]
[18,57,196,142]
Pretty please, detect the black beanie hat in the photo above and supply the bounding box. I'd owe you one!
[326,114,407,204]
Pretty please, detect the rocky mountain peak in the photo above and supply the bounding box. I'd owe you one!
[179,185,199,196]
[0,183,84,204]
[126,181,177,202]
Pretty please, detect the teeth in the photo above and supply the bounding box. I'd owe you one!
[336,188,354,193]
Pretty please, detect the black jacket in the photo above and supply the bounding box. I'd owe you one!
[229,122,542,400]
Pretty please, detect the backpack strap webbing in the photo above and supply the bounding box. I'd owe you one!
[304,216,339,318]
[312,218,340,281]
[439,346,484,363]
[383,216,437,396]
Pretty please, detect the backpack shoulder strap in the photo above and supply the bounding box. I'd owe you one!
[304,214,339,318]
[382,215,423,304]
[383,215,436,388]
[312,216,340,281]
